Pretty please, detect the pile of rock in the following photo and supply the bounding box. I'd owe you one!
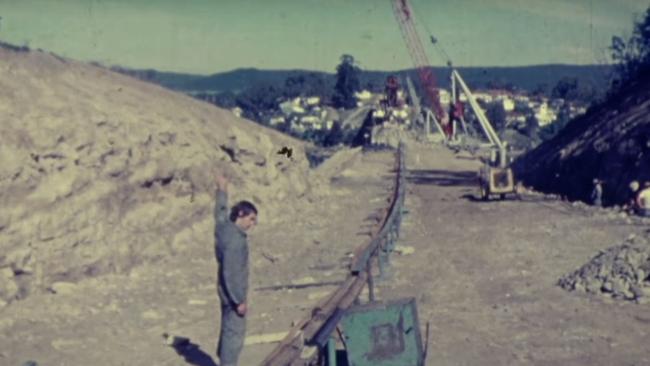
[558,235,650,302]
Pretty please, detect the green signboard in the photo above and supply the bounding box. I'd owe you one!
[339,298,424,366]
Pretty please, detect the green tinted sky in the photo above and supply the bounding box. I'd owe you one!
[0,0,647,74]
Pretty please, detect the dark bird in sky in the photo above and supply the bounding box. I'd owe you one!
[277,146,293,159]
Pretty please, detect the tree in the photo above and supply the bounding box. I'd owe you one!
[213,91,238,109]
[524,114,539,139]
[550,77,599,103]
[575,80,598,102]
[283,73,330,99]
[532,83,548,97]
[551,77,579,100]
[276,119,292,134]
[332,54,361,109]
[514,99,533,114]
[610,6,650,86]
[323,121,344,146]
[538,105,570,141]
[302,128,328,145]
[486,78,508,90]
[236,83,282,123]
[283,74,306,98]
[486,102,507,133]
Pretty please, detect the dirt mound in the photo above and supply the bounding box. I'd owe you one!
[312,147,362,180]
[371,123,410,148]
[558,235,650,302]
[513,74,650,205]
[0,47,320,304]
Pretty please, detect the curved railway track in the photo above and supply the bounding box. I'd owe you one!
[260,143,407,366]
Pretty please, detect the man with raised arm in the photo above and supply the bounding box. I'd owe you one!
[214,174,257,366]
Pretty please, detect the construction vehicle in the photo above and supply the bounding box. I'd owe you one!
[477,149,515,200]
[451,69,516,200]
[390,0,516,200]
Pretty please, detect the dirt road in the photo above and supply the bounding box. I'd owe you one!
[381,142,649,366]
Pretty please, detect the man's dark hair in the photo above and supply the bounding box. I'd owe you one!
[230,201,258,222]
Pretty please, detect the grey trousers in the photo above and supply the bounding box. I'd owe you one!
[217,303,246,366]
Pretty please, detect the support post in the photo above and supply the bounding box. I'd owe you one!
[327,337,337,366]
[366,263,375,302]
[377,251,385,278]
[377,241,389,281]
[387,227,396,251]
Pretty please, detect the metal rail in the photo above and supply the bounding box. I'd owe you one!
[259,143,407,366]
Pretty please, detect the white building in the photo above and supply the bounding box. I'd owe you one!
[306,96,321,106]
[269,116,285,126]
[501,98,515,112]
[300,115,320,124]
[436,89,451,105]
[391,108,409,119]
[373,109,387,118]
[472,92,493,103]
[231,107,243,118]
[535,102,557,126]
[355,90,372,101]
[278,98,307,115]
[290,119,306,133]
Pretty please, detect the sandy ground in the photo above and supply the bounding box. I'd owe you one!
[1,142,649,366]
[383,142,649,366]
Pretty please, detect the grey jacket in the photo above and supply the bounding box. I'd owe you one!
[214,189,249,306]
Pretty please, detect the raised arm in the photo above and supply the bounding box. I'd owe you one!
[215,174,229,224]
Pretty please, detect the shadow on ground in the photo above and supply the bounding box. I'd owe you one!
[170,338,218,366]
[460,193,484,202]
[407,169,477,187]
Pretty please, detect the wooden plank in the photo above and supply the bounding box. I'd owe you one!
[245,332,289,346]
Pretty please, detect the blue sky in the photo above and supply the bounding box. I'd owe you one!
[0,0,648,74]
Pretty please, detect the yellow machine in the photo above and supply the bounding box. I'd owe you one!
[446,70,517,201]
[478,160,516,200]
[388,0,518,201]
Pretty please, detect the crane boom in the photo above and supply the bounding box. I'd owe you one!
[391,0,446,122]
[390,0,516,198]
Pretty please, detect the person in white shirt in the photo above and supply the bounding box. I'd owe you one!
[635,182,650,217]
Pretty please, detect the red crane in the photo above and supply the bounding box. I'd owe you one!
[391,0,449,134]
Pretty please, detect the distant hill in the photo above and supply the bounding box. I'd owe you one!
[111,66,332,94]
[182,68,332,94]
[113,64,613,95]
